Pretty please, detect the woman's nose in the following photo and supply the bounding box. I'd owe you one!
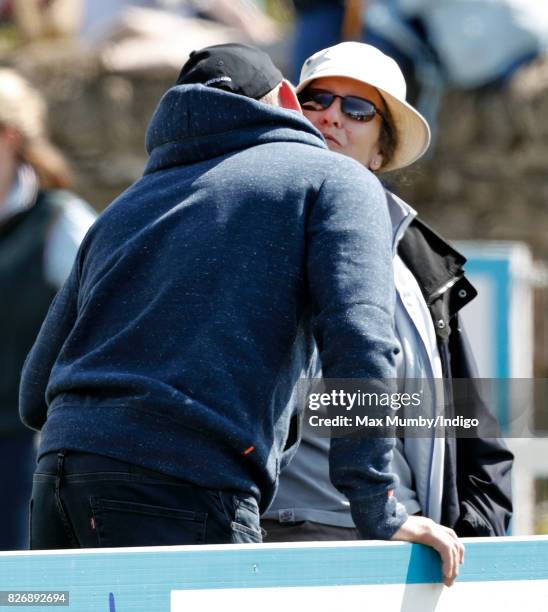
[318,98,344,128]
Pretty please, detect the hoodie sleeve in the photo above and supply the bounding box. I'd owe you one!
[306,161,408,539]
[19,260,80,431]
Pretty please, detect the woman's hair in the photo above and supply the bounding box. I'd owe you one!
[0,68,72,189]
[378,101,398,171]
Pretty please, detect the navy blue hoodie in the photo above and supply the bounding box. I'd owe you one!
[20,85,407,538]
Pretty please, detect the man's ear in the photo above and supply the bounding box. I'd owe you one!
[278,79,302,114]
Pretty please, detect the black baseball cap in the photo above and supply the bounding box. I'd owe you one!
[176,43,283,100]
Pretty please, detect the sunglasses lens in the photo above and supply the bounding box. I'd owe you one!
[341,97,377,122]
[298,89,380,122]
[299,91,334,111]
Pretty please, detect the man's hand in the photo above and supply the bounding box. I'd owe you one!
[391,516,465,587]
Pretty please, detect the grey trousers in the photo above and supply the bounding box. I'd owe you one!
[261,519,360,542]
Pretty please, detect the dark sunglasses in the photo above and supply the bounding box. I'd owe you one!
[298,88,387,123]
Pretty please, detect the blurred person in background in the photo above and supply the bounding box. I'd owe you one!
[263,42,513,542]
[77,0,280,75]
[0,68,95,550]
[6,0,82,41]
[80,0,278,47]
[291,0,548,140]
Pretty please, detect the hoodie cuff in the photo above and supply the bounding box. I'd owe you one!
[350,491,408,540]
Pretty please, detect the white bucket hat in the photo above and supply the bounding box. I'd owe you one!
[296,42,431,172]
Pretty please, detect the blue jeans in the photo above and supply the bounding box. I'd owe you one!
[30,451,262,549]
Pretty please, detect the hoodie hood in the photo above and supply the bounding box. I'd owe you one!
[144,84,327,173]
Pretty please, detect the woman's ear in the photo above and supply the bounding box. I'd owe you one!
[369,152,383,172]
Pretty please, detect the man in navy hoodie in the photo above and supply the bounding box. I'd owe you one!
[20,43,462,584]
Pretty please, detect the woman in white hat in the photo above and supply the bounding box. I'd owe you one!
[263,43,513,555]
[0,68,95,549]
[296,41,430,173]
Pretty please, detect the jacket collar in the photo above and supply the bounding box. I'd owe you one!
[396,204,477,328]
[398,216,469,302]
[0,163,39,227]
[385,190,417,252]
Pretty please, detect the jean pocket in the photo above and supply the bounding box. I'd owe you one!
[90,497,207,547]
[230,496,262,544]
[230,521,262,544]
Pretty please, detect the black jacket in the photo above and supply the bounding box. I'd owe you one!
[0,191,62,432]
[398,218,514,536]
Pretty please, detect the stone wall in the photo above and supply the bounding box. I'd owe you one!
[8,42,173,210]
[5,44,548,375]
[9,44,547,260]
[391,62,548,263]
